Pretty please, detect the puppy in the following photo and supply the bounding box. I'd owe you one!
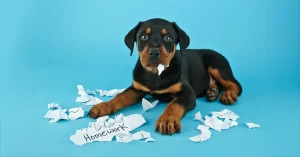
[88,18,242,135]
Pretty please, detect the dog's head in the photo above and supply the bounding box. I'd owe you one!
[124,18,190,70]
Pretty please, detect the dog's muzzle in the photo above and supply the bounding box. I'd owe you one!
[148,48,160,64]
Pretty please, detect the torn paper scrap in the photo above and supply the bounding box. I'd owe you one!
[203,115,238,132]
[142,98,159,112]
[189,125,212,142]
[145,137,156,142]
[86,90,97,95]
[70,114,146,146]
[85,97,103,106]
[211,109,239,121]
[115,133,134,143]
[245,122,260,129]
[96,89,126,97]
[76,85,90,102]
[68,107,85,120]
[76,85,104,106]
[116,131,152,143]
[157,64,165,76]
[157,64,169,76]
[194,111,204,123]
[48,103,62,110]
[44,105,69,123]
[132,131,151,140]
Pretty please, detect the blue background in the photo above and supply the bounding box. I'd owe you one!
[1,0,300,157]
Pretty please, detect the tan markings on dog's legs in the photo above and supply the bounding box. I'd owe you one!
[156,98,184,134]
[88,88,144,118]
[208,67,239,104]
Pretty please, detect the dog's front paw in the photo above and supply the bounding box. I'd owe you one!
[88,102,114,119]
[220,90,238,105]
[155,115,181,135]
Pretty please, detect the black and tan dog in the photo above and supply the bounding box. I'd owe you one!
[88,18,242,135]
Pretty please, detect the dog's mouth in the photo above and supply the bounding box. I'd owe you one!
[147,63,159,68]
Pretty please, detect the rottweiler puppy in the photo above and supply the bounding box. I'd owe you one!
[88,18,242,135]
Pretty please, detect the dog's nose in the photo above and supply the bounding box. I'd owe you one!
[149,49,160,58]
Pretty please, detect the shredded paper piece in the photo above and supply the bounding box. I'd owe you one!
[190,109,240,142]
[116,130,153,143]
[70,114,153,146]
[189,125,212,142]
[48,103,62,110]
[145,137,156,142]
[44,103,85,123]
[76,85,104,105]
[68,107,85,120]
[194,111,204,122]
[211,109,240,121]
[157,64,169,76]
[203,115,238,132]
[245,122,260,129]
[142,98,159,112]
[44,103,69,123]
[96,89,125,97]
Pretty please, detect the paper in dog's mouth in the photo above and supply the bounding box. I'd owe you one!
[157,64,169,76]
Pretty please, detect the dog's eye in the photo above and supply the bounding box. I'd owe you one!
[164,35,172,42]
[140,34,149,41]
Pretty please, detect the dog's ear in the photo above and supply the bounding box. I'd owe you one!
[172,22,190,55]
[124,22,143,56]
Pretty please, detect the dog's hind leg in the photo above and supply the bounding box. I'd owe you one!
[204,51,242,105]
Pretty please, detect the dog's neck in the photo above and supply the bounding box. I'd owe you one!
[133,52,182,90]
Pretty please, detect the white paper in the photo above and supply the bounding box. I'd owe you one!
[86,90,97,95]
[116,131,152,143]
[157,64,169,76]
[44,103,69,123]
[157,64,165,76]
[142,98,159,112]
[97,89,126,97]
[211,109,239,121]
[189,125,212,142]
[76,85,104,106]
[85,97,103,106]
[190,109,242,143]
[48,103,62,110]
[68,107,85,120]
[245,122,260,129]
[194,111,204,123]
[203,115,238,132]
[76,85,90,102]
[145,137,156,142]
[70,114,146,146]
